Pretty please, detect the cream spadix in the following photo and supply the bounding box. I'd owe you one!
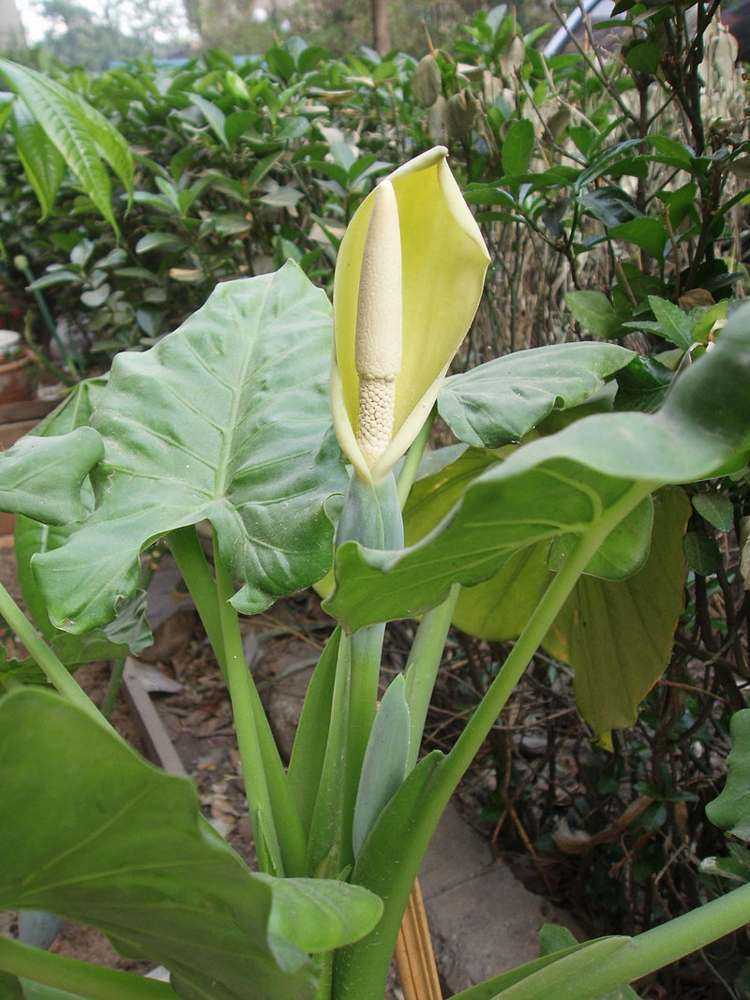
[332,146,490,483]
[355,180,403,467]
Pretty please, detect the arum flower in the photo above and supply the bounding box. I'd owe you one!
[331,145,490,483]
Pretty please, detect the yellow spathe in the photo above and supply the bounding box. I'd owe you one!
[331,146,490,482]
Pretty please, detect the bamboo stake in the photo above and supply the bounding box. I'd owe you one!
[395,878,442,1000]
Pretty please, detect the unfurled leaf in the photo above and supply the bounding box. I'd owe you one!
[12,381,151,678]
[189,92,229,148]
[684,530,722,575]
[33,263,347,636]
[0,58,133,231]
[692,492,734,532]
[502,119,535,177]
[546,488,690,733]
[11,100,64,220]
[0,688,314,1000]
[609,218,666,258]
[326,301,750,632]
[437,342,633,448]
[647,296,694,350]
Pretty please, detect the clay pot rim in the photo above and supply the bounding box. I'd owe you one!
[0,348,34,373]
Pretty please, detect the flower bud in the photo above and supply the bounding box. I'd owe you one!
[412,54,442,108]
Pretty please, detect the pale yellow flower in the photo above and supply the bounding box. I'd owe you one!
[331,146,490,482]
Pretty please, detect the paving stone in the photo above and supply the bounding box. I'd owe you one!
[421,802,580,993]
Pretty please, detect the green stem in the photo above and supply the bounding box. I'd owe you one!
[101,657,125,719]
[336,483,654,1000]
[396,407,435,510]
[0,935,171,1000]
[213,536,285,875]
[437,484,652,800]
[168,526,225,667]
[533,882,750,1000]
[403,584,459,773]
[170,526,306,876]
[0,579,102,725]
[344,623,385,866]
[314,953,333,1000]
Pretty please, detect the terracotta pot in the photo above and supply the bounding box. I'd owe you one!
[0,350,36,404]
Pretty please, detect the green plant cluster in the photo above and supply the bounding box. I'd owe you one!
[0,3,749,996]
[2,2,747,376]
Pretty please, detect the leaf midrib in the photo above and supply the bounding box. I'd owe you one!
[213,280,272,500]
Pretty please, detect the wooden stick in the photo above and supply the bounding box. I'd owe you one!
[395,878,442,1000]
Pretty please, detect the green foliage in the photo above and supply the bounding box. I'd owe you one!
[327,303,750,633]
[0,5,749,998]
[0,688,381,999]
[32,263,346,635]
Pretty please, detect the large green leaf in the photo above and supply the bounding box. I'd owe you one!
[0,688,381,1000]
[0,429,102,525]
[706,709,750,841]
[11,99,65,220]
[437,343,633,448]
[545,488,689,733]
[10,380,150,679]
[453,489,689,733]
[0,59,133,231]
[34,263,347,636]
[326,304,750,632]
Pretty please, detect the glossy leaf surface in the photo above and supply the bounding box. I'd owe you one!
[34,263,347,635]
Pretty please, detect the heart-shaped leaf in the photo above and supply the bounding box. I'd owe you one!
[437,342,633,448]
[326,303,750,631]
[34,262,347,636]
[0,688,381,1000]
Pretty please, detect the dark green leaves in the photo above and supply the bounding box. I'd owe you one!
[34,263,347,635]
[502,120,535,177]
[0,58,133,230]
[437,343,633,448]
